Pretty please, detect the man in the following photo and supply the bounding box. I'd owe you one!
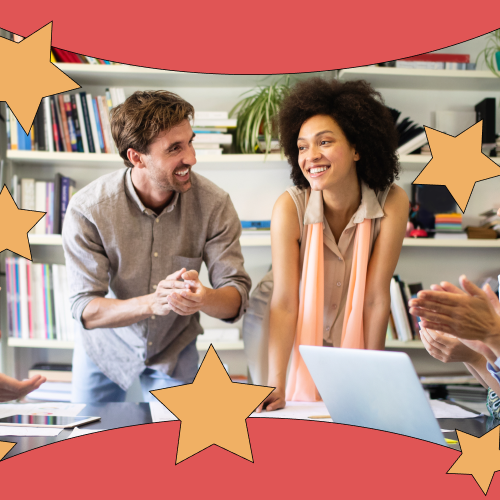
[62,90,251,403]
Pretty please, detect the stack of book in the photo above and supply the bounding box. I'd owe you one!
[434,213,466,239]
[387,276,422,342]
[389,107,428,156]
[51,47,116,65]
[240,220,271,236]
[5,258,76,342]
[26,363,73,402]
[479,208,500,234]
[380,53,475,70]
[192,112,236,155]
[7,88,126,154]
[10,174,76,235]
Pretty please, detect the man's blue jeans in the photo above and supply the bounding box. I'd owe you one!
[71,337,199,403]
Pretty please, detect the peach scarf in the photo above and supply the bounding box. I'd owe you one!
[285,212,372,402]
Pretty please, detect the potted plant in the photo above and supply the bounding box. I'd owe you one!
[477,29,500,77]
[229,75,290,155]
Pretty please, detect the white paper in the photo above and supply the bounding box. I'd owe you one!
[429,400,480,419]
[0,402,85,418]
[250,402,331,421]
[0,426,62,437]
[150,401,178,422]
[67,427,103,438]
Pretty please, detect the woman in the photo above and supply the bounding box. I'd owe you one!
[259,78,409,411]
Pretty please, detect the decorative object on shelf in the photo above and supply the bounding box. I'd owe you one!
[476,29,500,77]
[388,107,427,155]
[379,53,474,71]
[229,75,290,154]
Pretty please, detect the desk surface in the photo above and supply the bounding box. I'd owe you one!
[1,402,498,459]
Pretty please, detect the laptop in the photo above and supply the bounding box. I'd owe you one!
[299,345,447,446]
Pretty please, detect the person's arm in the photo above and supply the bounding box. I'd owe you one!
[62,199,180,330]
[409,276,500,357]
[363,185,408,349]
[162,194,251,322]
[257,192,301,412]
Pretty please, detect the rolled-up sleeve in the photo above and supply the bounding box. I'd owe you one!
[62,198,110,327]
[203,194,251,323]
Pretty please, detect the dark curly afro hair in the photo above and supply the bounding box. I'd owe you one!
[277,78,400,192]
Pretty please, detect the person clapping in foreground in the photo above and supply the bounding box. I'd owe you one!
[0,332,46,402]
[409,276,500,418]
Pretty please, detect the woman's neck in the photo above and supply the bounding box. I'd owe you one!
[322,173,361,243]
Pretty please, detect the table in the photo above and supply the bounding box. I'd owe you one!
[2,402,499,458]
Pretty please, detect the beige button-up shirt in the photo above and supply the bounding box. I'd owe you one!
[287,181,391,345]
[62,168,251,390]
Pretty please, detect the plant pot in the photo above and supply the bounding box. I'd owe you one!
[495,51,500,72]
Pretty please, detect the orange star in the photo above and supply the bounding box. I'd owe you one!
[448,426,500,494]
[151,345,273,464]
[0,185,45,260]
[412,122,500,212]
[0,441,15,461]
[0,22,80,134]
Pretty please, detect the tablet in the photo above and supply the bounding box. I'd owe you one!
[0,415,101,428]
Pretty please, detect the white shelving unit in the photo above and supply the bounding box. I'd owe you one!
[7,337,244,352]
[5,50,500,382]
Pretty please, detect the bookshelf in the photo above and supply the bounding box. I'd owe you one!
[7,337,244,351]
[338,66,500,91]
[4,49,500,384]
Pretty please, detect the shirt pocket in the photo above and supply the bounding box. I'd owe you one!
[171,255,204,274]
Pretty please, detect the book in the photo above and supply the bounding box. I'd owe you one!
[193,134,232,144]
[241,220,271,229]
[60,176,76,230]
[397,131,428,156]
[78,92,94,153]
[402,53,470,63]
[389,277,412,341]
[57,95,72,152]
[192,118,237,128]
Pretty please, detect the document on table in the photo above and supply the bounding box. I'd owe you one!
[0,427,62,437]
[0,402,86,418]
[67,427,103,439]
[0,402,86,436]
[150,401,178,422]
[428,399,480,419]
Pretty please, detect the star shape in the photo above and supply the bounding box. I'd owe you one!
[0,22,80,134]
[447,426,500,494]
[412,122,500,212]
[151,345,273,464]
[0,185,45,260]
[0,441,15,461]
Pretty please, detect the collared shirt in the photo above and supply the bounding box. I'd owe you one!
[62,167,251,390]
[287,181,391,345]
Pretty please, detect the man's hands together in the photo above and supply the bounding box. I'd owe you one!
[150,268,207,317]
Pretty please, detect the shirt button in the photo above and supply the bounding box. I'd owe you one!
[338,256,342,261]
[151,315,156,320]
[154,252,158,257]
[156,218,160,223]
[148,341,153,346]
[326,326,330,331]
[337,282,341,287]
[153,284,157,290]
[333,304,337,309]
[145,359,150,365]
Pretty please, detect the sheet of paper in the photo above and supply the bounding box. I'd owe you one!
[150,401,178,423]
[0,426,62,437]
[429,399,480,419]
[0,402,86,418]
[67,427,103,438]
[249,402,331,421]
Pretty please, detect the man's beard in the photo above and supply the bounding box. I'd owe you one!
[149,164,192,193]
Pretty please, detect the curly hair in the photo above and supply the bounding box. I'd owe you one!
[277,78,400,192]
[110,90,194,168]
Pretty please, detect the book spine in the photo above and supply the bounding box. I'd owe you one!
[85,93,100,153]
[50,96,62,152]
[34,181,47,234]
[47,265,55,340]
[53,174,62,234]
[92,97,105,152]
[9,109,18,150]
[97,96,113,153]
[42,264,49,339]
[37,103,46,151]
[57,95,72,152]
[5,258,13,336]
[14,258,20,338]
[75,93,90,153]
[5,105,10,150]
[63,95,78,152]
[18,258,29,339]
[43,97,54,152]
[70,94,84,152]
[26,260,34,339]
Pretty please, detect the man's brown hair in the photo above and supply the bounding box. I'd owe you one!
[110,90,195,168]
